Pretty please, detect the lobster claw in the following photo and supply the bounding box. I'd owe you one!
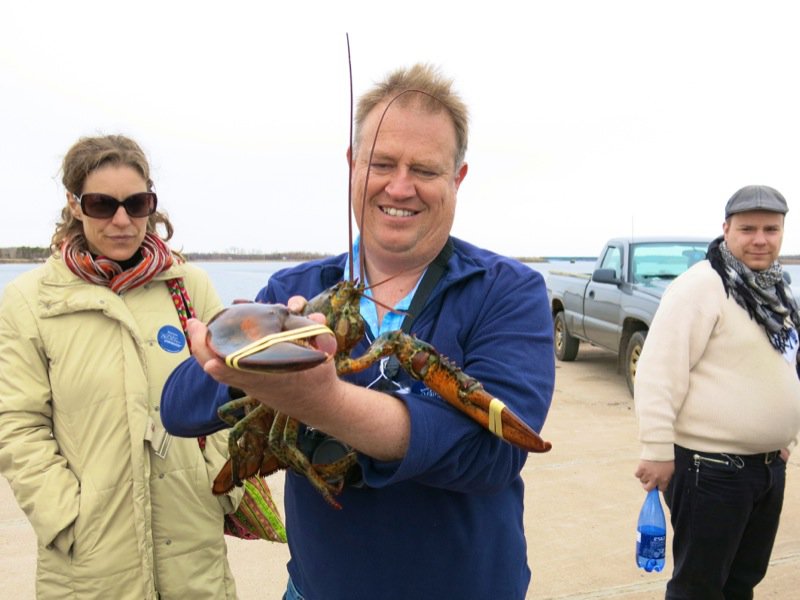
[207,303,334,372]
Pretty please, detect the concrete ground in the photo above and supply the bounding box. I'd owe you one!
[2,345,799,598]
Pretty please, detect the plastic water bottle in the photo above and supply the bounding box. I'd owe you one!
[636,488,666,572]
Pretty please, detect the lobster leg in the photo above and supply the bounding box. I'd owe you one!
[337,331,552,453]
[213,398,285,495]
[312,453,359,484]
[215,395,353,507]
[218,399,272,489]
[218,396,259,428]
[268,413,347,510]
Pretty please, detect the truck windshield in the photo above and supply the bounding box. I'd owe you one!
[630,241,710,283]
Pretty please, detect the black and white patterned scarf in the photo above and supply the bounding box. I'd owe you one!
[707,235,800,356]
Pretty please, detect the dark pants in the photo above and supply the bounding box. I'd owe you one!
[664,445,786,600]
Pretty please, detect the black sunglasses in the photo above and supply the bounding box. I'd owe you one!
[76,192,158,219]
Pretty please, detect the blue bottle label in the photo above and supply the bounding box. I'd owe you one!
[637,527,666,559]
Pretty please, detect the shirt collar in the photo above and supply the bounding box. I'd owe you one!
[343,236,423,336]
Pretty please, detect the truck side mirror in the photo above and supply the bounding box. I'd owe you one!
[592,268,621,285]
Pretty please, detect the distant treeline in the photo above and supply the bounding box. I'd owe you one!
[184,251,333,262]
[0,247,50,262]
[4,246,800,265]
[0,247,332,263]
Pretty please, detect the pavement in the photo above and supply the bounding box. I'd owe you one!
[2,345,799,599]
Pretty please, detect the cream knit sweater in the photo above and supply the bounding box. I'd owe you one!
[635,261,800,461]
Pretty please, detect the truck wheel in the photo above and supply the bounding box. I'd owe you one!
[625,330,647,396]
[554,312,579,361]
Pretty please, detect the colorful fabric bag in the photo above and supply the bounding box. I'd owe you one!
[223,475,287,542]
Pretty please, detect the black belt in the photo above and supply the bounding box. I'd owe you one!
[677,445,781,467]
[742,450,781,465]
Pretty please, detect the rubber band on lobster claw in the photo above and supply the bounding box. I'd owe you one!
[206,302,335,373]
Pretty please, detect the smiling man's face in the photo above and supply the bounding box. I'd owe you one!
[349,99,467,271]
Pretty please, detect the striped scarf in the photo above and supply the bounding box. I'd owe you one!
[62,232,174,294]
[707,235,800,355]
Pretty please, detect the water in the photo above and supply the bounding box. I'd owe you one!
[0,260,299,306]
[0,259,597,305]
[192,261,300,304]
[0,263,37,290]
[5,259,800,304]
[636,489,667,573]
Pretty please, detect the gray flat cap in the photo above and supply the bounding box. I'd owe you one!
[725,185,788,218]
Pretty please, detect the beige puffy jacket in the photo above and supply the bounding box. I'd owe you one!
[0,257,242,599]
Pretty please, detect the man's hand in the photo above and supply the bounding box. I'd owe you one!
[634,460,674,492]
[184,314,340,418]
[183,307,410,461]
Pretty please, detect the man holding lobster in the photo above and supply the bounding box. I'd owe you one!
[162,63,555,600]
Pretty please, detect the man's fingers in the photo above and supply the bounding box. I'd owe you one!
[287,295,308,314]
[186,318,216,365]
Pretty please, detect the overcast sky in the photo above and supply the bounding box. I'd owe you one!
[2,1,800,258]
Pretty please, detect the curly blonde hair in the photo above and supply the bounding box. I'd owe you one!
[51,135,175,254]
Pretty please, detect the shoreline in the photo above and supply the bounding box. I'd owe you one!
[4,251,800,266]
[6,255,800,267]
[0,255,553,264]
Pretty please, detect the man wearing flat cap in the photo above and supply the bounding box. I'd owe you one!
[634,185,800,598]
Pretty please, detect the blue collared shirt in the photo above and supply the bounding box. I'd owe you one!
[343,237,423,337]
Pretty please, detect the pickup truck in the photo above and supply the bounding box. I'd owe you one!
[546,236,712,395]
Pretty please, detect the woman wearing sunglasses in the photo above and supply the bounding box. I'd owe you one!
[0,135,241,599]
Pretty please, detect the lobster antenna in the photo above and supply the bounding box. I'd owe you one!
[342,36,403,317]
[346,33,355,282]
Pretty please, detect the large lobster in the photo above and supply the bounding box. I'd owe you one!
[208,281,552,508]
